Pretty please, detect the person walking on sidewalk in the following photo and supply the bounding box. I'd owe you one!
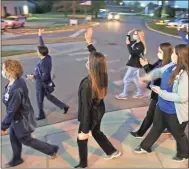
[134,44,189,162]
[116,29,147,99]
[130,42,173,138]
[74,28,121,168]
[27,29,69,120]
[1,59,59,168]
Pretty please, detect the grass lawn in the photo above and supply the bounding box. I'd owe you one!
[139,15,159,20]
[27,13,88,22]
[1,50,36,57]
[25,22,95,30]
[147,21,186,36]
[2,37,85,46]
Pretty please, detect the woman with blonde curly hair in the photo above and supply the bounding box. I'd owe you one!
[1,59,59,168]
[116,29,147,99]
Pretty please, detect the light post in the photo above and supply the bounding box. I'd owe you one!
[120,2,123,6]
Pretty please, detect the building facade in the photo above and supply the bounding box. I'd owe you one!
[1,0,36,17]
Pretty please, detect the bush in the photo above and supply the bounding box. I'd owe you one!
[5,13,11,17]
[154,7,162,18]
[161,6,175,19]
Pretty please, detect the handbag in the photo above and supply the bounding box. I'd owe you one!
[14,109,37,138]
[37,66,55,95]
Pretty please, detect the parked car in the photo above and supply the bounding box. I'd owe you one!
[107,12,120,21]
[167,18,188,27]
[180,20,189,29]
[5,16,26,28]
[1,19,7,30]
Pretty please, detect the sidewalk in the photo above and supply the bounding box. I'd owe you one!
[1,107,188,168]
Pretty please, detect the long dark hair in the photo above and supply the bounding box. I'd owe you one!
[88,52,108,100]
[160,42,173,67]
[169,44,188,86]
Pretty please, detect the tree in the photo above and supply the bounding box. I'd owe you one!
[161,6,175,18]
[34,0,54,13]
[72,0,77,17]
[91,0,105,18]
[115,0,123,6]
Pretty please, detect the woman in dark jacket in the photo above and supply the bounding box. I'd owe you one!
[1,59,59,168]
[74,28,121,168]
[116,29,147,99]
[130,43,173,138]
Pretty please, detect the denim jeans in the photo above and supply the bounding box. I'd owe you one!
[122,66,143,96]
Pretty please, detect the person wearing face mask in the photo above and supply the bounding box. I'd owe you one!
[116,29,147,100]
[177,26,189,44]
[130,43,173,138]
[134,44,189,162]
[1,59,59,168]
[74,28,121,168]
[27,29,69,120]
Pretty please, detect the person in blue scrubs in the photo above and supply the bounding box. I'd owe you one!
[134,44,189,162]
[1,59,59,168]
[27,29,69,120]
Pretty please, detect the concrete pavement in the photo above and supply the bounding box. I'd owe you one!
[2,16,185,128]
[1,107,188,168]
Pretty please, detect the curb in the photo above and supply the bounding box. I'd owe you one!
[6,22,100,36]
[1,40,97,60]
[1,46,84,61]
[145,22,181,39]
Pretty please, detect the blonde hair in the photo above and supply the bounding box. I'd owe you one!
[136,29,147,55]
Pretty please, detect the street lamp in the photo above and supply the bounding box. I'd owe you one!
[120,2,123,6]
[23,5,29,15]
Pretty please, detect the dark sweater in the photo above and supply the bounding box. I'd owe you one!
[126,35,144,68]
[143,60,162,100]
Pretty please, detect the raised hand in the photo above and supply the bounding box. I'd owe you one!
[128,29,135,35]
[38,29,44,36]
[139,58,148,66]
[85,27,93,44]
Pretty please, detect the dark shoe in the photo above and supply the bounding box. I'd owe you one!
[74,164,87,168]
[63,106,69,114]
[134,147,151,154]
[49,145,59,159]
[172,156,188,162]
[4,159,24,168]
[36,116,46,120]
[130,132,144,139]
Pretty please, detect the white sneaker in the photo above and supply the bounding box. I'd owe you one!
[115,95,128,100]
[134,147,149,154]
[104,151,121,160]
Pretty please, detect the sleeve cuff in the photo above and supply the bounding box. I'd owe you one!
[1,123,7,131]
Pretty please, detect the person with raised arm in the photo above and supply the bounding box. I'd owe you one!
[74,28,121,168]
[27,29,69,120]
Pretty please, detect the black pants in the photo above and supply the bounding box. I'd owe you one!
[77,123,117,166]
[140,106,189,158]
[9,127,56,162]
[137,99,157,136]
[36,81,67,117]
